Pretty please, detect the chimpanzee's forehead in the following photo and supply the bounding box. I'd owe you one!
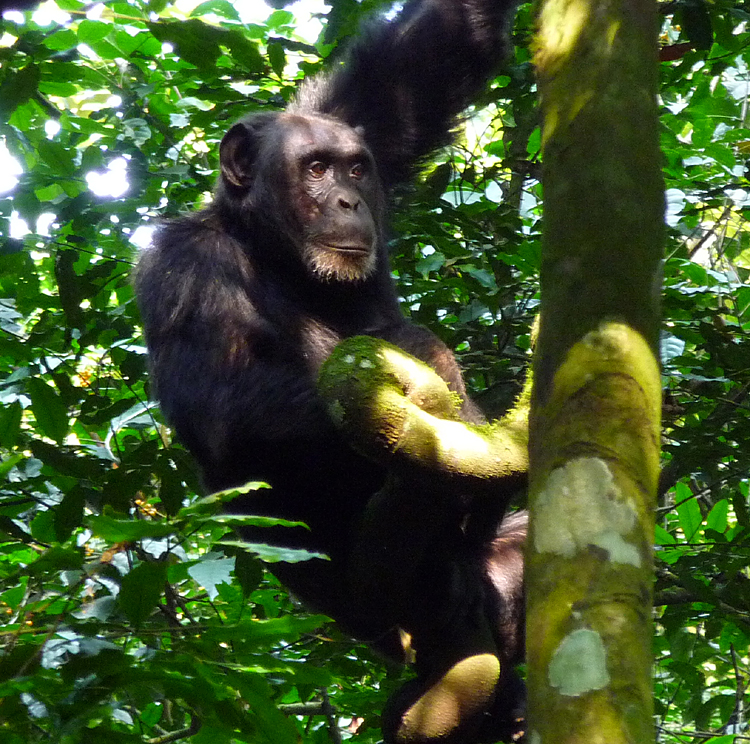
[278,113,366,154]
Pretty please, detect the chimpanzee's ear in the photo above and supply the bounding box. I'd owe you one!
[219,115,272,189]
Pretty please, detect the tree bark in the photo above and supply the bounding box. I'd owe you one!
[527,0,664,740]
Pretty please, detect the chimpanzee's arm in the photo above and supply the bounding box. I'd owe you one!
[295,0,519,187]
[134,218,332,488]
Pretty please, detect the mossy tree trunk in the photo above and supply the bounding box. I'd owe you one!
[527,0,663,741]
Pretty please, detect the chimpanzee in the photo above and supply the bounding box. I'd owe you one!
[134,0,526,741]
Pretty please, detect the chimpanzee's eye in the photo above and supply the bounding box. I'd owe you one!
[308,161,327,178]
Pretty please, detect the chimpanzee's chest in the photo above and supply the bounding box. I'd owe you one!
[298,316,344,373]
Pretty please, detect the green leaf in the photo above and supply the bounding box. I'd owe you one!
[147,19,222,68]
[30,509,56,543]
[197,514,307,529]
[223,29,264,72]
[140,702,164,727]
[188,556,234,599]
[60,648,131,683]
[266,10,293,29]
[169,113,190,128]
[28,546,84,574]
[122,118,151,147]
[111,28,161,57]
[36,140,77,178]
[38,79,78,97]
[211,614,330,644]
[232,673,300,744]
[0,401,22,449]
[119,560,167,626]
[0,515,32,543]
[675,483,702,540]
[655,523,676,545]
[234,551,263,596]
[54,485,87,541]
[35,183,66,203]
[268,41,285,76]
[77,19,111,44]
[703,143,735,169]
[72,595,116,621]
[157,466,186,515]
[43,29,78,51]
[177,482,270,517]
[416,252,446,274]
[465,266,499,290]
[0,644,41,682]
[705,499,728,533]
[0,66,40,116]
[527,126,542,156]
[89,513,176,542]
[218,541,328,563]
[1,576,28,610]
[176,96,214,111]
[732,490,749,526]
[30,440,103,479]
[191,0,241,20]
[0,453,23,479]
[27,378,69,444]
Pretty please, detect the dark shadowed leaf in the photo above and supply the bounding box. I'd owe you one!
[0,65,40,116]
[27,378,69,444]
[119,560,168,626]
[0,401,22,449]
[90,513,176,542]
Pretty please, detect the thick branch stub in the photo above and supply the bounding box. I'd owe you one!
[318,336,529,491]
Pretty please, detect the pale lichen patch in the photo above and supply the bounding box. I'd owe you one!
[327,399,345,426]
[549,628,610,696]
[534,457,641,565]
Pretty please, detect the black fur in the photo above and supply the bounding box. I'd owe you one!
[135,1,524,741]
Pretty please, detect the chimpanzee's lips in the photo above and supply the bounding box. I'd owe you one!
[325,244,370,255]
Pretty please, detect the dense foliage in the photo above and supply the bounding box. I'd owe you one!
[0,0,747,742]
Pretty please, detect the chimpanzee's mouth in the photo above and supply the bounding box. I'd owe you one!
[325,244,370,255]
